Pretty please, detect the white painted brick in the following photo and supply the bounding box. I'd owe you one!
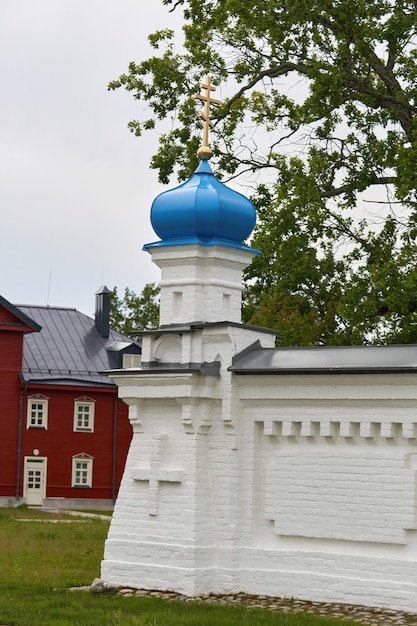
[281,421,300,437]
[102,319,417,614]
[402,423,417,438]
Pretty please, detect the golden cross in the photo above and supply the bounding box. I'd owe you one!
[194,76,221,158]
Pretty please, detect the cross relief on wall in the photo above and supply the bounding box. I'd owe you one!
[130,433,184,516]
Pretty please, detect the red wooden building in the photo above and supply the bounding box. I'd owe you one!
[0,287,139,509]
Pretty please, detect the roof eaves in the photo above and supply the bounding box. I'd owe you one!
[228,344,417,375]
[101,360,221,377]
[142,322,280,337]
[21,374,115,388]
[0,295,42,333]
[229,365,417,375]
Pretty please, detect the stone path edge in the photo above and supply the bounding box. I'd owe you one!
[68,580,417,626]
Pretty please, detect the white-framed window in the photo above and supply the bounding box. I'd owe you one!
[122,353,142,368]
[27,395,49,429]
[72,454,93,488]
[73,397,95,432]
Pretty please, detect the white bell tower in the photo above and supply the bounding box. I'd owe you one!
[101,77,276,595]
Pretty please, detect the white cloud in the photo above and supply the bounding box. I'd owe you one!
[0,0,179,314]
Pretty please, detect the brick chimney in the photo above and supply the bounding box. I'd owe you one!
[95,286,110,338]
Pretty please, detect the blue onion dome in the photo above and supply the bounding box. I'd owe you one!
[145,158,256,250]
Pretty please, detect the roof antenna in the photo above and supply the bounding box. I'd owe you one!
[47,271,52,307]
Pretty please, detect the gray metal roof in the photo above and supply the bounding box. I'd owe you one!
[19,305,140,387]
[107,360,221,377]
[229,340,417,375]
[144,320,280,336]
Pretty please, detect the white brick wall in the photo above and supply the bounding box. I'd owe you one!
[266,448,415,543]
[102,345,417,611]
[147,244,256,325]
[102,238,417,613]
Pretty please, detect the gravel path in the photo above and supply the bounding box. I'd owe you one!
[109,588,417,625]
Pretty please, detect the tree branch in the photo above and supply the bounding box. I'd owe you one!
[321,176,397,199]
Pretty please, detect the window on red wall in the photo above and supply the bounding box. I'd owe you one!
[27,395,49,429]
[72,454,93,487]
[73,397,95,432]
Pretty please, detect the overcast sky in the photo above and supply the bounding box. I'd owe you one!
[1,1,182,317]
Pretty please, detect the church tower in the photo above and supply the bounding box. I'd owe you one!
[145,155,257,326]
[144,75,258,327]
[100,78,276,594]
[100,79,417,614]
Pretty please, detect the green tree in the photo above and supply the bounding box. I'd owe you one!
[108,0,417,345]
[109,283,160,334]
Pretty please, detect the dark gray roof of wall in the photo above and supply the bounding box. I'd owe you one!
[149,320,279,336]
[229,340,417,374]
[19,305,140,387]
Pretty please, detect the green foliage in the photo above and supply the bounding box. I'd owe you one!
[109,0,417,345]
[0,508,361,625]
[109,283,160,334]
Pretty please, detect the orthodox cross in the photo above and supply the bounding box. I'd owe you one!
[130,433,184,516]
[194,76,221,159]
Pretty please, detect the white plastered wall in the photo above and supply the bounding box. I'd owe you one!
[233,373,417,612]
[101,323,276,595]
[101,235,417,612]
[148,244,257,325]
[102,355,417,611]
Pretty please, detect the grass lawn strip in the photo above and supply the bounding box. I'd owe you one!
[17,518,91,523]
[0,506,412,625]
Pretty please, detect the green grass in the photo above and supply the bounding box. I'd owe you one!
[77,509,114,516]
[0,506,361,626]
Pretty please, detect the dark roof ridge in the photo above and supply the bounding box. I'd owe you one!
[0,295,42,332]
[17,304,77,312]
[229,342,417,375]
